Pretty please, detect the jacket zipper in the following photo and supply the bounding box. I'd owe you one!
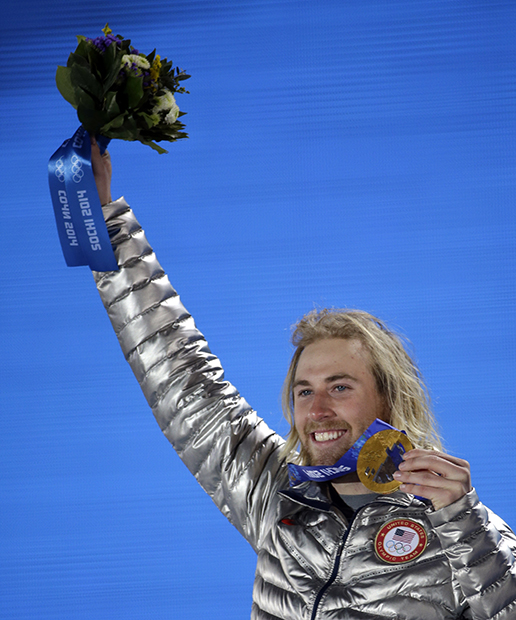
[309,509,361,620]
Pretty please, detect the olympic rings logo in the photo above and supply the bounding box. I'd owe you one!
[53,155,85,184]
[54,158,65,183]
[71,155,84,183]
[386,540,411,554]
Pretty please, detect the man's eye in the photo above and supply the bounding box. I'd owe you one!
[334,385,348,392]
[297,389,312,397]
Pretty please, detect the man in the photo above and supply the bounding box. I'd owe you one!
[90,139,516,619]
[281,309,471,511]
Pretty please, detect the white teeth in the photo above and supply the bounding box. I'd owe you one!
[313,430,345,442]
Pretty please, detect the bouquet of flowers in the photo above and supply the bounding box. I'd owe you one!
[56,24,190,153]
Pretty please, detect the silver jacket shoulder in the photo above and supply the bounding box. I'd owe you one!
[93,198,516,620]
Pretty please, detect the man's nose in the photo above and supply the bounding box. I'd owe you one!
[309,392,335,420]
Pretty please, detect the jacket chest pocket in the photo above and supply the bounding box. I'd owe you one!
[275,511,346,582]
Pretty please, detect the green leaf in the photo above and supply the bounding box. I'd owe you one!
[125,74,144,108]
[140,124,188,142]
[120,39,132,54]
[77,104,109,133]
[137,89,152,110]
[100,41,118,84]
[136,111,158,129]
[103,126,137,140]
[74,38,91,60]
[101,112,126,131]
[123,114,138,132]
[103,51,123,92]
[74,86,96,111]
[86,45,104,79]
[104,38,118,66]
[68,52,90,69]
[142,140,168,154]
[70,64,103,102]
[56,66,78,108]
[160,58,172,71]
[105,91,120,117]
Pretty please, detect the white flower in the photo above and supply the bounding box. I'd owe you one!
[152,89,180,124]
[121,54,151,71]
[152,89,177,113]
[164,103,180,125]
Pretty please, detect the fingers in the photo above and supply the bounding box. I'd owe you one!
[401,449,470,478]
[393,449,472,511]
[90,134,113,206]
[90,135,103,173]
[402,448,468,467]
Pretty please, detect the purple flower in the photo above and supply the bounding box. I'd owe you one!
[87,34,120,53]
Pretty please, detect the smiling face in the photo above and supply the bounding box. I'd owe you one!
[293,337,388,466]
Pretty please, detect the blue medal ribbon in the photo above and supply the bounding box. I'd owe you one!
[287,418,401,486]
[48,126,118,271]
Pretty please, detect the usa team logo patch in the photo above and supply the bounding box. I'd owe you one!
[375,519,427,564]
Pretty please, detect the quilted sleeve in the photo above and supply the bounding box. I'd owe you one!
[92,197,288,550]
[427,488,516,619]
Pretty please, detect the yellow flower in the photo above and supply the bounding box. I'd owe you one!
[150,55,161,82]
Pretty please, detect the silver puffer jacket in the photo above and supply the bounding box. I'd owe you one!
[93,198,516,620]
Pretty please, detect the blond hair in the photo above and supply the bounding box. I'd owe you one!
[281,309,443,464]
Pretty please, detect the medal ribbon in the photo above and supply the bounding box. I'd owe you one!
[287,418,400,486]
[48,127,118,271]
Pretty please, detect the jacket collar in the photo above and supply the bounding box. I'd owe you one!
[279,481,334,511]
[279,480,428,512]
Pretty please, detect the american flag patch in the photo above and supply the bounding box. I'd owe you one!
[375,519,428,564]
[393,528,416,543]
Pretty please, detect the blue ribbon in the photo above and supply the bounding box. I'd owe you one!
[48,127,118,271]
[288,418,401,486]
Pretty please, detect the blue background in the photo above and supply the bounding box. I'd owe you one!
[1,1,515,618]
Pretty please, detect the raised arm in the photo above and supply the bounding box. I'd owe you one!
[89,139,287,550]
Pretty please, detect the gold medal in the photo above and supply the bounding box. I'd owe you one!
[357,429,413,493]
